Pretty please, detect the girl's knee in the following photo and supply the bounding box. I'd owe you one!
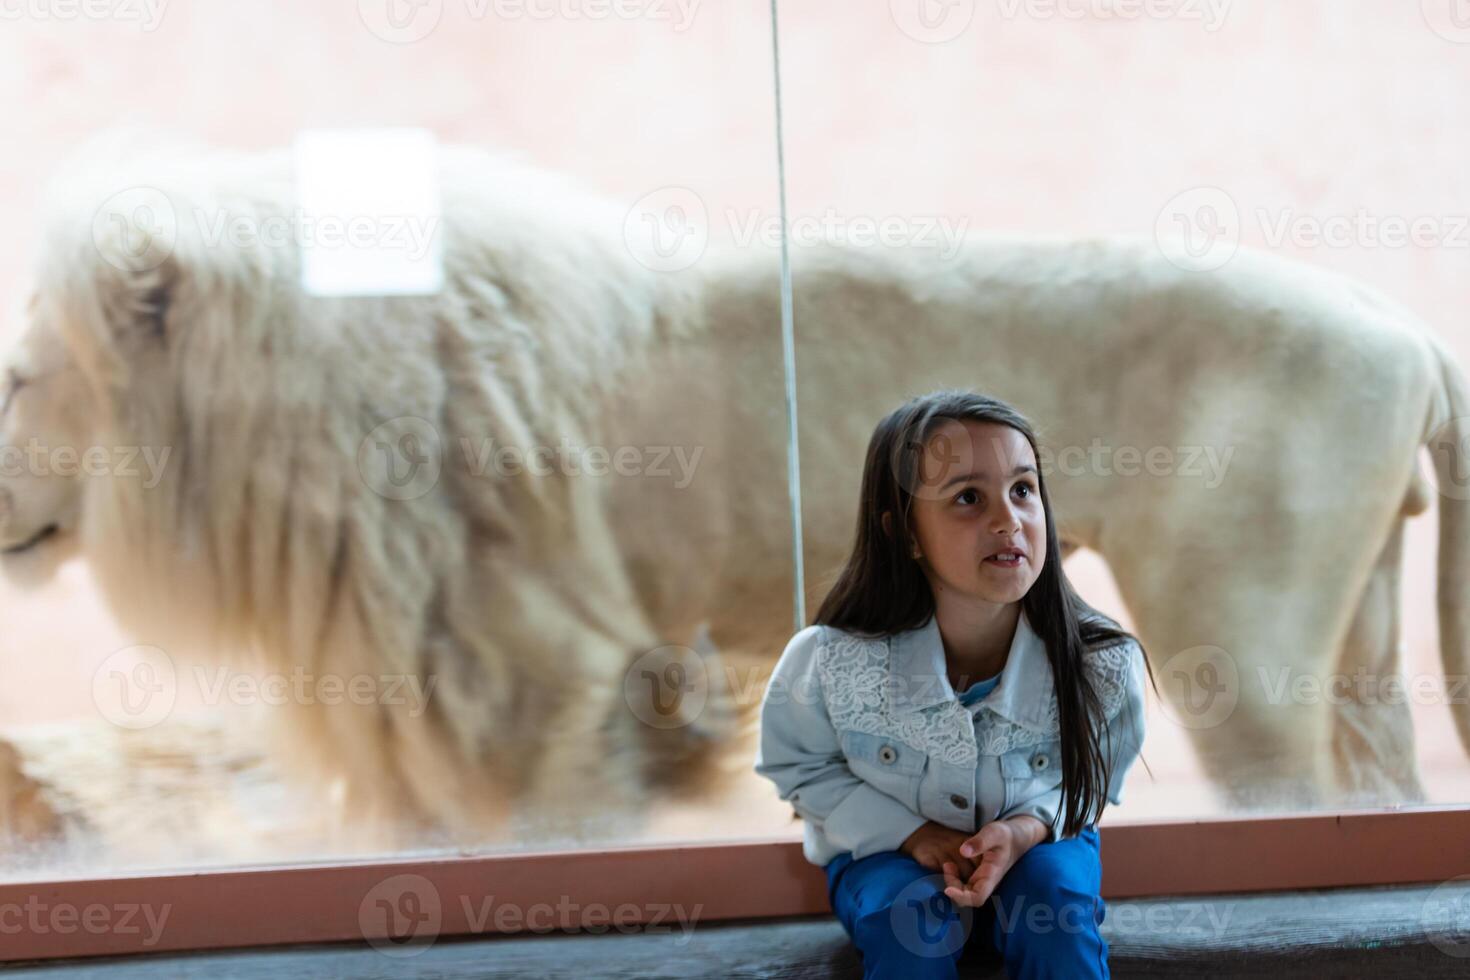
[987,856,1108,976]
[838,850,942,908]
[1007,833,1101,888]
[852,870,973,964]
[990,884,1104,943]
[992,836,1105,946]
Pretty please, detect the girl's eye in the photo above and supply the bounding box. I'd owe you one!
[956,482,1036,506]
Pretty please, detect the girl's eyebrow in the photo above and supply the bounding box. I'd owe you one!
[940,464,1037,491]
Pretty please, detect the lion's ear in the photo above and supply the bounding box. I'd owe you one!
[84,187,181,348]
[34,183,185,395]
[120,265,175,346]
[65,183,185,357]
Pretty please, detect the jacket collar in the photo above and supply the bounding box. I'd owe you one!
[887,607,1055,732]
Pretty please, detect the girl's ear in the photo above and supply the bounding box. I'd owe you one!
[882,510,923,559]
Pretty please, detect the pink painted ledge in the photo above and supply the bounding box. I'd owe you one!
[1,806,1468,963]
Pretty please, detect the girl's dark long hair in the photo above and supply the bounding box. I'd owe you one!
[815,388,1155,839]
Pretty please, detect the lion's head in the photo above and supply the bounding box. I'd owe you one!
[0,300,90,578]
[0,136,364,660]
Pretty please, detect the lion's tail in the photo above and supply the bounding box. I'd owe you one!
[1426,334,1470,761]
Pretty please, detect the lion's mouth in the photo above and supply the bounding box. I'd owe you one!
[1,523,60,556]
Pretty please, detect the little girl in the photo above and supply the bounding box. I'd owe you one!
[755,389,1154,980]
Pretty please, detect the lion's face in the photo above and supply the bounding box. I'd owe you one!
[0,307,92,580]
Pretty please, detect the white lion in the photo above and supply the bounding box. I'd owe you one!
[1,135,1465,850]
[0,135,743,849]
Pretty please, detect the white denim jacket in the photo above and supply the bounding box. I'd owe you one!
[754,609,1147,867]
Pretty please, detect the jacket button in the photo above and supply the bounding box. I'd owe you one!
[878,744,898,765]
[950,794,968,809]
[1033,754,1050,771]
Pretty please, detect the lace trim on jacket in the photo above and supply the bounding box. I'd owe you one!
[816,626,1135,764]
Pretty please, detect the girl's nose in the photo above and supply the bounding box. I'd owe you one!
[990,504,1021,534]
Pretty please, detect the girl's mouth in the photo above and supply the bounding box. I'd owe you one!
[984,553,1024,568]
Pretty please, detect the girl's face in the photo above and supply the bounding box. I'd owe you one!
[905,420,1047,606]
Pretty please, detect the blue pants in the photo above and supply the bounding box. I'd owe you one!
[824,826,1108,980]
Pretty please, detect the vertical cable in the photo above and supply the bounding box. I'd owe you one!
[768,0,805,632]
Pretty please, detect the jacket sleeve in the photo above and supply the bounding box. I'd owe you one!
[754,625,929,861]
[999,638,1148,842]
[999,785,1067,844]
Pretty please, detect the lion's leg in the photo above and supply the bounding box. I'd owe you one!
[508,610,740,848]
[0,737,63,846]
[1131,601,1339,809]
[1330,520,1426,805]
[511,687,649,847]
[1100,512,1372,812]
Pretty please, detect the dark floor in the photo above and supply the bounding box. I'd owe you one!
[6,879,1470,978]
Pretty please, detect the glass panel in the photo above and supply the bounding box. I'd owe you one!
[0,1,795,876]
[759,0,1470,836]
